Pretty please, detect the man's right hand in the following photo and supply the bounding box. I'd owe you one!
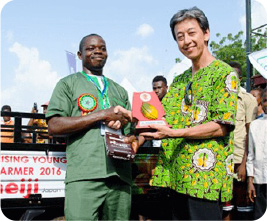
[48,106,132,136]
[113,106,132,122]
[104,106,132,129]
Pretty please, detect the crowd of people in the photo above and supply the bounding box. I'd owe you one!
[1,101,52,144]
[1,6,266,221]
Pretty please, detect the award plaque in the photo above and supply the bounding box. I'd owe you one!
[105,132,136,160]
[132,91,170,129]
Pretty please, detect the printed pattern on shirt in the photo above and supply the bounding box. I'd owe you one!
[150,60,238,202]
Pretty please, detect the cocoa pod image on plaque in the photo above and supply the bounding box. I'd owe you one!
[141,102,158,120]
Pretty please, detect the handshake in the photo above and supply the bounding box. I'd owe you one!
[105,91,169,131]
[104,106,134,130]
[103,106,139,158]
[102,92,171,158]
[104,105,170,155]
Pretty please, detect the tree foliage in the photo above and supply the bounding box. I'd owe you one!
[210,29,267,81]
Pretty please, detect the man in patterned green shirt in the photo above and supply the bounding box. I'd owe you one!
[141,7,238,220]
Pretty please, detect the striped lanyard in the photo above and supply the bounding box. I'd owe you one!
[82,71,110,109]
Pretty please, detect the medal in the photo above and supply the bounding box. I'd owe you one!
[78,93,97,113]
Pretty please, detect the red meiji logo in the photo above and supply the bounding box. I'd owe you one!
[0,178,39,198]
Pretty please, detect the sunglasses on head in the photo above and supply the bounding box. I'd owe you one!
[184,81,193,105]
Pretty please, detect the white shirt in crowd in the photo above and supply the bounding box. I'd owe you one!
[246,114,267,184]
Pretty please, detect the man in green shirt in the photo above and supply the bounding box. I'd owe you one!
[46,34,137,220]
[141,7,238,220]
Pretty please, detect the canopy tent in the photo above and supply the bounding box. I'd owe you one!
[248,48,267,79]
[120,77,137,105]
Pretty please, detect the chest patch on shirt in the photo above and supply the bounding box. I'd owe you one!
[192,148,216,171]
[78,93,97,114]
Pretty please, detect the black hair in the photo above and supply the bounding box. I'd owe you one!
[152,75,167,86]
[1,105,11,112]
[170,6,209,42]
[228,61,242,78]
[79,34,104,52]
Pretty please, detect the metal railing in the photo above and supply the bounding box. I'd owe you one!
[1,111,66,145]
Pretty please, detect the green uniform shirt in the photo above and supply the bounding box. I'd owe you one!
[150,60,239,202]
[46,72,132,185]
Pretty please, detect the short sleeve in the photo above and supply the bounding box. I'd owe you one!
[46,79,73,119]
[210,69,239,127]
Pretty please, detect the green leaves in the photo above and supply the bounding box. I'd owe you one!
[210,29,267,83]
[175,58,181,63]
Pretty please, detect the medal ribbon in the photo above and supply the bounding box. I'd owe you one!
[82,71,110,109]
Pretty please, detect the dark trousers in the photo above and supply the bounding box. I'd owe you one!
[171,190,223,220]
[254,184,267,220]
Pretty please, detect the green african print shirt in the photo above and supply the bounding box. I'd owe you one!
[46,72,132,185]
[150,60,239,202]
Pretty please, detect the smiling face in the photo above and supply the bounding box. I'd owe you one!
[174,18,209,62]
[78,35,108,74]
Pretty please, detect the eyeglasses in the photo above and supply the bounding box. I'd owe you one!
[184,81,193,105]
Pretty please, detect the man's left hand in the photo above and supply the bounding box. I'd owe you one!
[139,124,172,139]
[124,135,140,153]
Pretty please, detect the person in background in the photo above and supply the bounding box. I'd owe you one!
[152,75,168,101]
[222,61,258,220]
[46,34,138,220]
[247,88,267,220]
[250,88,264,119]
[26,101,50,143]
[140,7,239,220]
[133,76,170,220]
[1,105,14,143]
[152,75,168,148]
